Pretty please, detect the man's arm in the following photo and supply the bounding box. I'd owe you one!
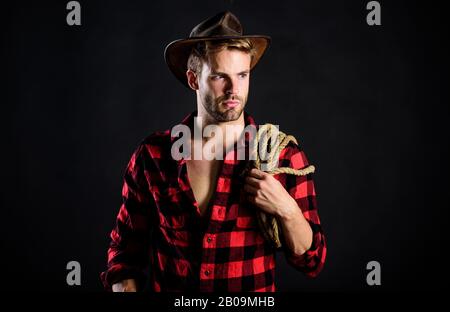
[245,168,313,254]
[276,199,314,256]
[101,144,154,291]
[244,143,326,277]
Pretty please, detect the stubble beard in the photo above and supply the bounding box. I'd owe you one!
[202,93,247,122]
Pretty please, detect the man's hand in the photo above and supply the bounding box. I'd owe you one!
[244,168,297,219]
[244,168,313,255]
[112,279,137,292]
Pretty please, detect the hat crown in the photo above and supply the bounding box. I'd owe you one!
[189,11,243,38]
[164,11,270,88]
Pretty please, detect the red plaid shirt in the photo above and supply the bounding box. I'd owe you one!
[101,111,326,292]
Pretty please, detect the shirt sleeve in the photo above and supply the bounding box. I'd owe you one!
[278,141,327,278]
[100,144,155,291]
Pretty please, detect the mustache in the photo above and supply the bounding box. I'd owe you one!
[215,95,244,105]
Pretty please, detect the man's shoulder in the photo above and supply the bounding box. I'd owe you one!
[137,129,173,160]
[132,112,194,161]
[141,129,171,146]
[278,139,312,171]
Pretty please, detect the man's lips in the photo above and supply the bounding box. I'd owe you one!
[223,100,239,108]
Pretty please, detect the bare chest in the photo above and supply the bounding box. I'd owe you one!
[186,159,222,216]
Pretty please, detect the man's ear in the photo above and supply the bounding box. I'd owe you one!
[186,69,199,90]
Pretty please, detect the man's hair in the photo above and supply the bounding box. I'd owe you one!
[187,39,256,75]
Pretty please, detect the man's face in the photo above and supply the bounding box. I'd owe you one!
[197,49,251,122]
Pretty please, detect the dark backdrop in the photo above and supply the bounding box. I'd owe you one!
[3,0,449,292]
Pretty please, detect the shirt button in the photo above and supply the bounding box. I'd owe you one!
[205,270,210,276]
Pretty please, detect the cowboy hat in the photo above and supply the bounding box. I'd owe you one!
[164,11,271,88]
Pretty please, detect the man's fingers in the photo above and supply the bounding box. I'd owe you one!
[245,176,260,187]
[112,279,137,292]
[248,168,266,179]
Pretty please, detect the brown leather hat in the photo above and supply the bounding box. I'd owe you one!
[164,11,271,88]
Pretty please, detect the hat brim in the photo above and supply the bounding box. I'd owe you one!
[164,35,271,89]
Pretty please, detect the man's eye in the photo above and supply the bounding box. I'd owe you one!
[211,75,224,80]
[239,73,248,79]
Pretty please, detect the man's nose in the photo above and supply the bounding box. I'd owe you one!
[225,77,239,96]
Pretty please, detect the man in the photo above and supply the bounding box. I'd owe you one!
[101,11,326,292]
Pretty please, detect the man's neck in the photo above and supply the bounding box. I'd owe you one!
[195,108,245,156]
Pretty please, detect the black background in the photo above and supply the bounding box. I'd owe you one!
[3,0,449,292]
